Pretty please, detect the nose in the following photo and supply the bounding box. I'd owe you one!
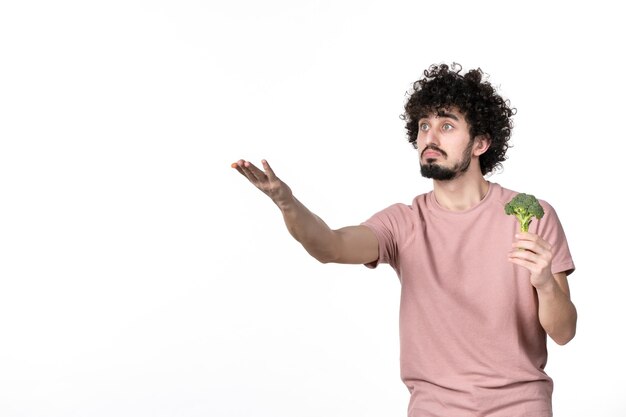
[419,128,439,148]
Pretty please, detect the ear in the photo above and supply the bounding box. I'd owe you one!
[473,134,491,156]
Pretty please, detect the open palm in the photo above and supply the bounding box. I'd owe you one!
[232,159,293,206]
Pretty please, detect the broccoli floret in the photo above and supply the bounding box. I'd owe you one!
[504,193,545,232]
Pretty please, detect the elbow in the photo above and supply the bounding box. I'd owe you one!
[553,330,576,346]
[309,248,339,264]
[315,251,340,264]
[551,321,577,346]
[307,240,341,264]
[316,255,334,264]
[547,303,578,346]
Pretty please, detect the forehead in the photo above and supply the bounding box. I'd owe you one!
[418,107,467,122]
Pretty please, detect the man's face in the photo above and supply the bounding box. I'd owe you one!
[416,108,474,181]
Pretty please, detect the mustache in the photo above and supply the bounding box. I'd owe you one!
[421,145,447,158]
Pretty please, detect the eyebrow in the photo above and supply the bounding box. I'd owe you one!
[435,110,460,121]
[418,110,462,123]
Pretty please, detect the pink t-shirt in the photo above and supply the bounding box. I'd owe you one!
[362,182,574,417]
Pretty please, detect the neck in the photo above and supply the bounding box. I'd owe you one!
[432,171,490,212]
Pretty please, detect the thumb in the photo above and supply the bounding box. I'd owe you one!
[262,159,278,181]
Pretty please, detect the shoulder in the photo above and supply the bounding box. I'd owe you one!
[494,183,558,212]
[367,202,414,224]
[491,183,519,207]
[364,192,431,228]
[374,190,430,215]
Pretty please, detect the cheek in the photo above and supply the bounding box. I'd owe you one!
[414,135,425,149]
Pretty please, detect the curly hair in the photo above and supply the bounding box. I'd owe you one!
[402,63,516,175]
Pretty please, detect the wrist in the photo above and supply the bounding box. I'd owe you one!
[276,194,297,213]
[534,275,557,296]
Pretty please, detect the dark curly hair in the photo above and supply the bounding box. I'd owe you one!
[402,63,516,175]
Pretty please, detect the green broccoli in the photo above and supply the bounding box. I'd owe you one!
[504,193,545,232]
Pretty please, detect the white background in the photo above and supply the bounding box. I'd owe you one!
[1,1,624,416]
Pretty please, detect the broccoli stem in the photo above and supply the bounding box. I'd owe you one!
[520,218,531,232]
[515,211,532,232]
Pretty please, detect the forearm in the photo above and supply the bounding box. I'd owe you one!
[536,276,577,345]
[277,196,338,263]
[232,159,366,263]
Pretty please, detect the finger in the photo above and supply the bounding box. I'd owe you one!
[514,232,539,243]
[508,257,535,271]
[508,247,538,262]
[242,161,269,182]
[231,159,244,169]
[514,232,547,247]
[232,160,265,184]
[513,234,551,252]
[261,159,278,181]
[515,232,550,247]
[511,240,541,254]
[231,160,249,177]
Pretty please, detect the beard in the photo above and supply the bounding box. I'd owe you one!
[420,140,474,181]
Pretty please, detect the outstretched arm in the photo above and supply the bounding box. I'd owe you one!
[232,159,379,264]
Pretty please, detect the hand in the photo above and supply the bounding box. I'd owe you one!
[231,159,293,208]
[508,232,554,290]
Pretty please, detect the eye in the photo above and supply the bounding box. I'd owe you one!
[442,123,454,131]
[419,122,430,132]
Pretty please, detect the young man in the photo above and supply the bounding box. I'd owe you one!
[231,63,576,417]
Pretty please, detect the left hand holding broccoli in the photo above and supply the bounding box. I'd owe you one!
[505,193,554,290]
[508,232,555,290]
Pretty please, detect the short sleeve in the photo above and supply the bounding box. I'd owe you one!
[360,203,409,270]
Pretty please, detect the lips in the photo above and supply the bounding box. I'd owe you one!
[421,145,446,159]
[422,150,442,158]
